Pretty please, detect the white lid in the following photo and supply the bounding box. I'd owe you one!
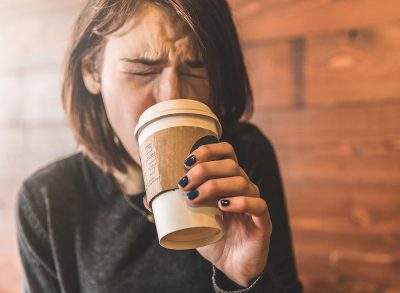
[134,99,222,140]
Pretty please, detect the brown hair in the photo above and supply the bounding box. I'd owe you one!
[62,0,253,173]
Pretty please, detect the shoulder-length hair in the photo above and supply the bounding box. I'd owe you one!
[62,0,253,174]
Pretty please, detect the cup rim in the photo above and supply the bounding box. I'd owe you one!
[134,99,222,141]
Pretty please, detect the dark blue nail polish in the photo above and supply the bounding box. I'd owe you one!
[187,189,199,200]
[184,155,196,167]
[178,175,189,188]
[220,199,230,207]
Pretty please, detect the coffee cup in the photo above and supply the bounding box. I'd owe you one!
[134,99,224,250]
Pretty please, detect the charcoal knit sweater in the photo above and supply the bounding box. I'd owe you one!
[16,122,302,293]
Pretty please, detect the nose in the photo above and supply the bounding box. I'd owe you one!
[156,67,183,102]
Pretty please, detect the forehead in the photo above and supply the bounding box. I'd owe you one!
[106,3,200,59]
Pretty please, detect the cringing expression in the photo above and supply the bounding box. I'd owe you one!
[96,3,211,162]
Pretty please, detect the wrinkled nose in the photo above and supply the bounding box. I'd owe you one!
[156,67,185,102]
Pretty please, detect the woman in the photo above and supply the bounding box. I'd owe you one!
[16,0,302,292]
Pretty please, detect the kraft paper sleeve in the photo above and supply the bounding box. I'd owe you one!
[139,126,218,207]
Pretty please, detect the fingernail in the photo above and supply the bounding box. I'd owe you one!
[178,175,189,188]
[187,189,199,200]
[220,199,230,207]
[184,155,196,167]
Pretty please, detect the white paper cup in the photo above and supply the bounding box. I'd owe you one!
[134,99,224,250]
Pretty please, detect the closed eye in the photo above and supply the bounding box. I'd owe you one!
[182,72,206,79]
[128,71,159,76]
[180,67,206,79]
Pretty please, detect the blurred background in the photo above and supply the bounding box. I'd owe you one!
[1,0,399,292]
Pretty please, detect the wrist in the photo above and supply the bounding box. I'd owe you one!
[212,265,266,292]
[213,265,265,288]
[229,272,263,288]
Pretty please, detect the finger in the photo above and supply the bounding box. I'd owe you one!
[185,176,259,205]
[178,159,248,191]
[184,142,237,169]
[218,196,271,228]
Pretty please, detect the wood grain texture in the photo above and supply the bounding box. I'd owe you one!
[0,124,76,184]
[292,216,400,253]
[286,180,400,221]
[0,4,80,72]
[228,0,400,42]
[1,0,400,292]
[252,102,400,289]
[0,0,84,25]
[252,102,400,183]
[0,69,65,123]
[295,246,400,292]
[243,41,298,108]
[304,23,400,105]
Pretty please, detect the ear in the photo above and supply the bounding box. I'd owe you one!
[82,56,101,95]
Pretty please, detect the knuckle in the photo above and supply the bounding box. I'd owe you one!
[260,199,268,212]
[237,176,249,192]
[237,197,248,211]
[193,163,208,178]
[222,142,234,153]
[260,199,271,221]
[202,180,218,196]
[252,182,260,195]
[197,144,210,156]
[227,159,240,172]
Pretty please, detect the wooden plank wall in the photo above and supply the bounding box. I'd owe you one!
[229,0,400,292]
[0,1,82,292]
[0,1,399,292]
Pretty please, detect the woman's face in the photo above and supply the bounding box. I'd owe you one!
[83,3,211,164]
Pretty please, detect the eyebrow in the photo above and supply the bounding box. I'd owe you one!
[120,57,204,68]
[120,57,168,66]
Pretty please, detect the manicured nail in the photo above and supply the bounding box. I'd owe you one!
[178,175,189,188]
[220,199,230,207]
[187,189,199,200]
[184,155,196,167]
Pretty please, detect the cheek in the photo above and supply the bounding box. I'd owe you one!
[101,74,154,125]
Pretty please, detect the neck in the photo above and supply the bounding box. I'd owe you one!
[111,163,145,196]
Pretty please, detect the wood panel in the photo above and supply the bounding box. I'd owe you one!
[331,250,400,284]
[243,41,297,108]
[295,246,400,292]
[0,3,81,292]
[0,6,79,72]
[252,102,400,183]
[1,0,400,292]
[229,0,400,42]
[253,103,400,289]
[286,180,400,221]
[304,23,400,105]
[0,72,21,122]
[0,0,84,25]
[291,216,400,253]
[0,124,76,189]
[0,69,65,123]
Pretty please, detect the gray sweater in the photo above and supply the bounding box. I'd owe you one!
[16,122,302,293]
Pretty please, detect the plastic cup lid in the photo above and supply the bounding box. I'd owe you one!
[134,99,222,141]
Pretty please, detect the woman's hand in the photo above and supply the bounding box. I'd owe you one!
[177,142,272,287]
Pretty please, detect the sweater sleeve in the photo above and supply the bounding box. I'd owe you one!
[16,182,61,293]
[212,265,285,293]
[215,122,302,293]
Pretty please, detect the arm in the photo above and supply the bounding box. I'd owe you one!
[211,123,302,292]
[233,124,302,292]
[16,183,61,293]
